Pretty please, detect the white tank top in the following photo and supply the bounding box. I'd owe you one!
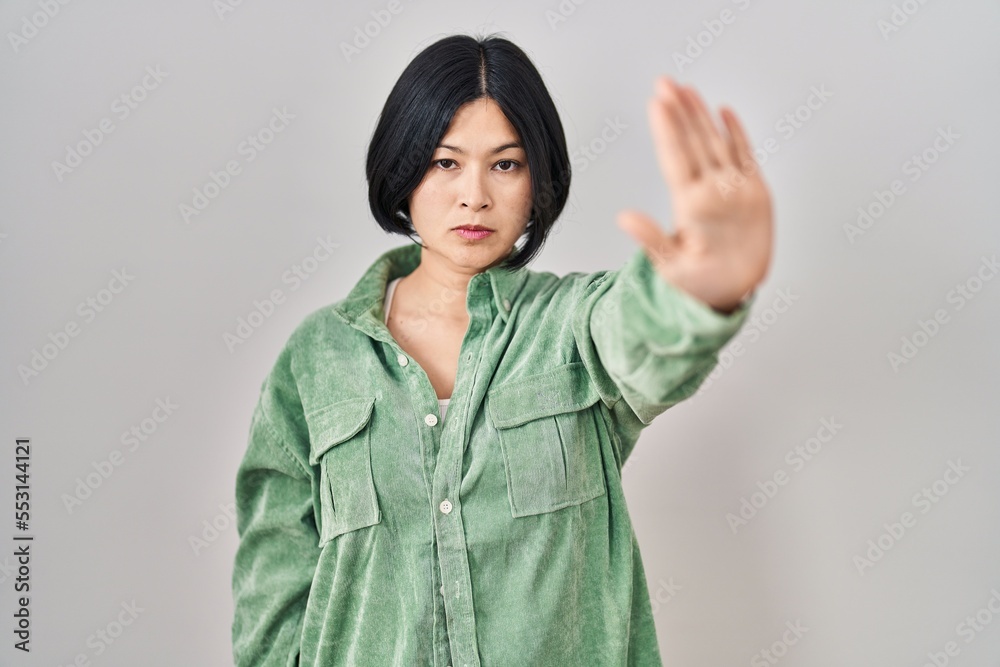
[384,277,450,420]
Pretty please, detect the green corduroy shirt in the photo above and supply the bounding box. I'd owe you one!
[231,241,755,666]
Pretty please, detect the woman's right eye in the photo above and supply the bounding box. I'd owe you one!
[433,159,456,170]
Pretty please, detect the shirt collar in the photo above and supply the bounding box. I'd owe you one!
[331,241,530,340]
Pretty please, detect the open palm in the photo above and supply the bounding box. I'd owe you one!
[617,76,774,314]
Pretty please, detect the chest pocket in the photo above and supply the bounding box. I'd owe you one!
[487,361,606,518]
[306,396,380,547]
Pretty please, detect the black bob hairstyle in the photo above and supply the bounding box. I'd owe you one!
[365,33,572,271]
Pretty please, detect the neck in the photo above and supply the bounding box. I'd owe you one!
[398,251,480,322]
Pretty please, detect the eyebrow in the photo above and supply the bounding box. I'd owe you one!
[436,142,523,155]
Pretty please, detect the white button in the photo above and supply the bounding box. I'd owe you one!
[397,353,408,366]
[425,413,438,427]
[439,499,452,514]
[440,585,445,596]
[503,298,511,311]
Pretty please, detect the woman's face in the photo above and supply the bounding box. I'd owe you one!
[407,97,534,273]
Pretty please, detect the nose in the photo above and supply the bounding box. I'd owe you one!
[459,167,491,211]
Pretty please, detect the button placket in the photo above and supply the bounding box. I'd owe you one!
[429,288,493,667]
[393,339,456,662]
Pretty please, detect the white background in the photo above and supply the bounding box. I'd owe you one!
[2,0,999,665]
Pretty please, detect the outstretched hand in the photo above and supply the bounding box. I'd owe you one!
[617,76,774,314]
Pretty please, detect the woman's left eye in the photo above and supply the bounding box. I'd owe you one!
[495,160,520,172]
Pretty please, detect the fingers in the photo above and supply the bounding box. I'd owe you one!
[720,106,754,166]
[652,76,755,179]
[680,85,731,170]
[650,77,697,185]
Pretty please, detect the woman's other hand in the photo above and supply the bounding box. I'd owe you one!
[617,76,774,314]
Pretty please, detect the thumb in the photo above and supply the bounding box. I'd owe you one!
[616,208,680,267]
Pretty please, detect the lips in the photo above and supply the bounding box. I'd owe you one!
[453,225,494,240]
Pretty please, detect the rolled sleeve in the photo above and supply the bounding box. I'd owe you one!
[573,247,755,432]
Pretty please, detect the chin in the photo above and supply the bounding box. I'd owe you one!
[442,237,509,270]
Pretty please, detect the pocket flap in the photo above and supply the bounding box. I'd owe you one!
[306,396,376,465]
[487,361,599,429]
